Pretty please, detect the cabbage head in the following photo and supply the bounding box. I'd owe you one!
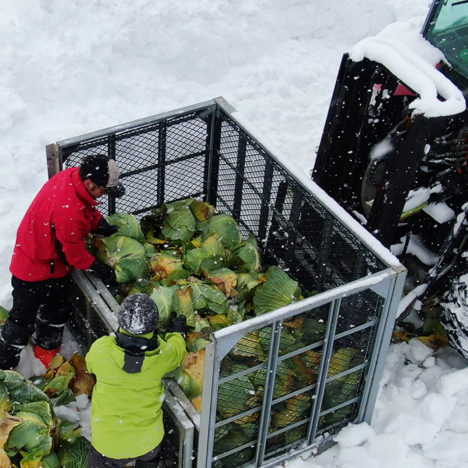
[5,401,54,465]
[253,266,301,316]
[161,199,197,242]
[229,236,261,272]
[97,236,149,283]
[183,234,226,275]
[149,286,176,327]
[106,213,145,243]
[198,214,243,249]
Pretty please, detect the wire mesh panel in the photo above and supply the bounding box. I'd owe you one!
[200,279,392,468]
[47,98,405,468]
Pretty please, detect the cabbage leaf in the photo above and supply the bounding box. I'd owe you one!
[106,213,145,243]
[253,266,301,316]
[98,235,149,283]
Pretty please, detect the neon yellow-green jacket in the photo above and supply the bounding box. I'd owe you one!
[85,331,186,459]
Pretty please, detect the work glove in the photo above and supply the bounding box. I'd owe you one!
[88,258,117,286]
[170,313,187,335]
[94,217,119,237]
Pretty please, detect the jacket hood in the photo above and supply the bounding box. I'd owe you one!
[114,332,159,374]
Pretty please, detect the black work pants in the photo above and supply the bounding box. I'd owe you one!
[0,275,72,368]
[88,443,162,468]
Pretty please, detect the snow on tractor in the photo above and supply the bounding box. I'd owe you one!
[312,0,468,357]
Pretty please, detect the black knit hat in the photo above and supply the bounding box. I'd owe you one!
[79,154,120,187]
[79,154,125,197]
[118,293,159,335]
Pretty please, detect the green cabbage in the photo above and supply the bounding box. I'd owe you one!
[161,199,197,242]
[198,214,243,249]
[229,236,261,272]
[149,285,176,327]
[106,213,145,243]
[183,234,226,274]
[253,266,302,315]
[58,437,90,468]
[98,235,149,283]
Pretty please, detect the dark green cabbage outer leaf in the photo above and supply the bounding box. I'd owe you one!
[98,235,149,283]
[253,266,302,316]
[161,199,197,242]
[198,214,243,249]
[106,213,145,243]
[229,236,261,272]
[58,437,90,468]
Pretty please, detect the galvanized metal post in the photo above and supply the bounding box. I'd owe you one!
[307,298,341,443]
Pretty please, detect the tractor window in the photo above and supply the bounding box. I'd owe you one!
[424,0,468,82]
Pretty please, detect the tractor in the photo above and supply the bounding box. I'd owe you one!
[312,0,468,357]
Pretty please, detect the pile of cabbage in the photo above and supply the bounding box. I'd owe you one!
[91,199,303,332]
[0,309,91,468]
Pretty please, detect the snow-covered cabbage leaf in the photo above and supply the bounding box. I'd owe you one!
[98,235,149,283]
[198,214,243,249]
[229,236,261,272]
[161,199,197,242]
[106,213,145,243]
[253,266,301,316]
[0,371,51,405]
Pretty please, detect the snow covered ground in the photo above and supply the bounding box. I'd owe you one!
[2,0,468,466]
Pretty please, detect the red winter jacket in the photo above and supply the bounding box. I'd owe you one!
[10,167,103,282]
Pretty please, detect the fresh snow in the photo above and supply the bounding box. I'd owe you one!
[3,1,468,467]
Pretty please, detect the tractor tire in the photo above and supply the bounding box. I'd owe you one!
[442,273,468,359]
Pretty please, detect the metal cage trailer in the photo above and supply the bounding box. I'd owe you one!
[46,98,406,468]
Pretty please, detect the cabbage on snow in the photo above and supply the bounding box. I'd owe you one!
[0,368,89,468]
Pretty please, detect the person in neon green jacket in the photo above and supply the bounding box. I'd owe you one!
[86,293,187,468]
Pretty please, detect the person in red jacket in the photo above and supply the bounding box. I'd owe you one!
[0,154,125,370]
